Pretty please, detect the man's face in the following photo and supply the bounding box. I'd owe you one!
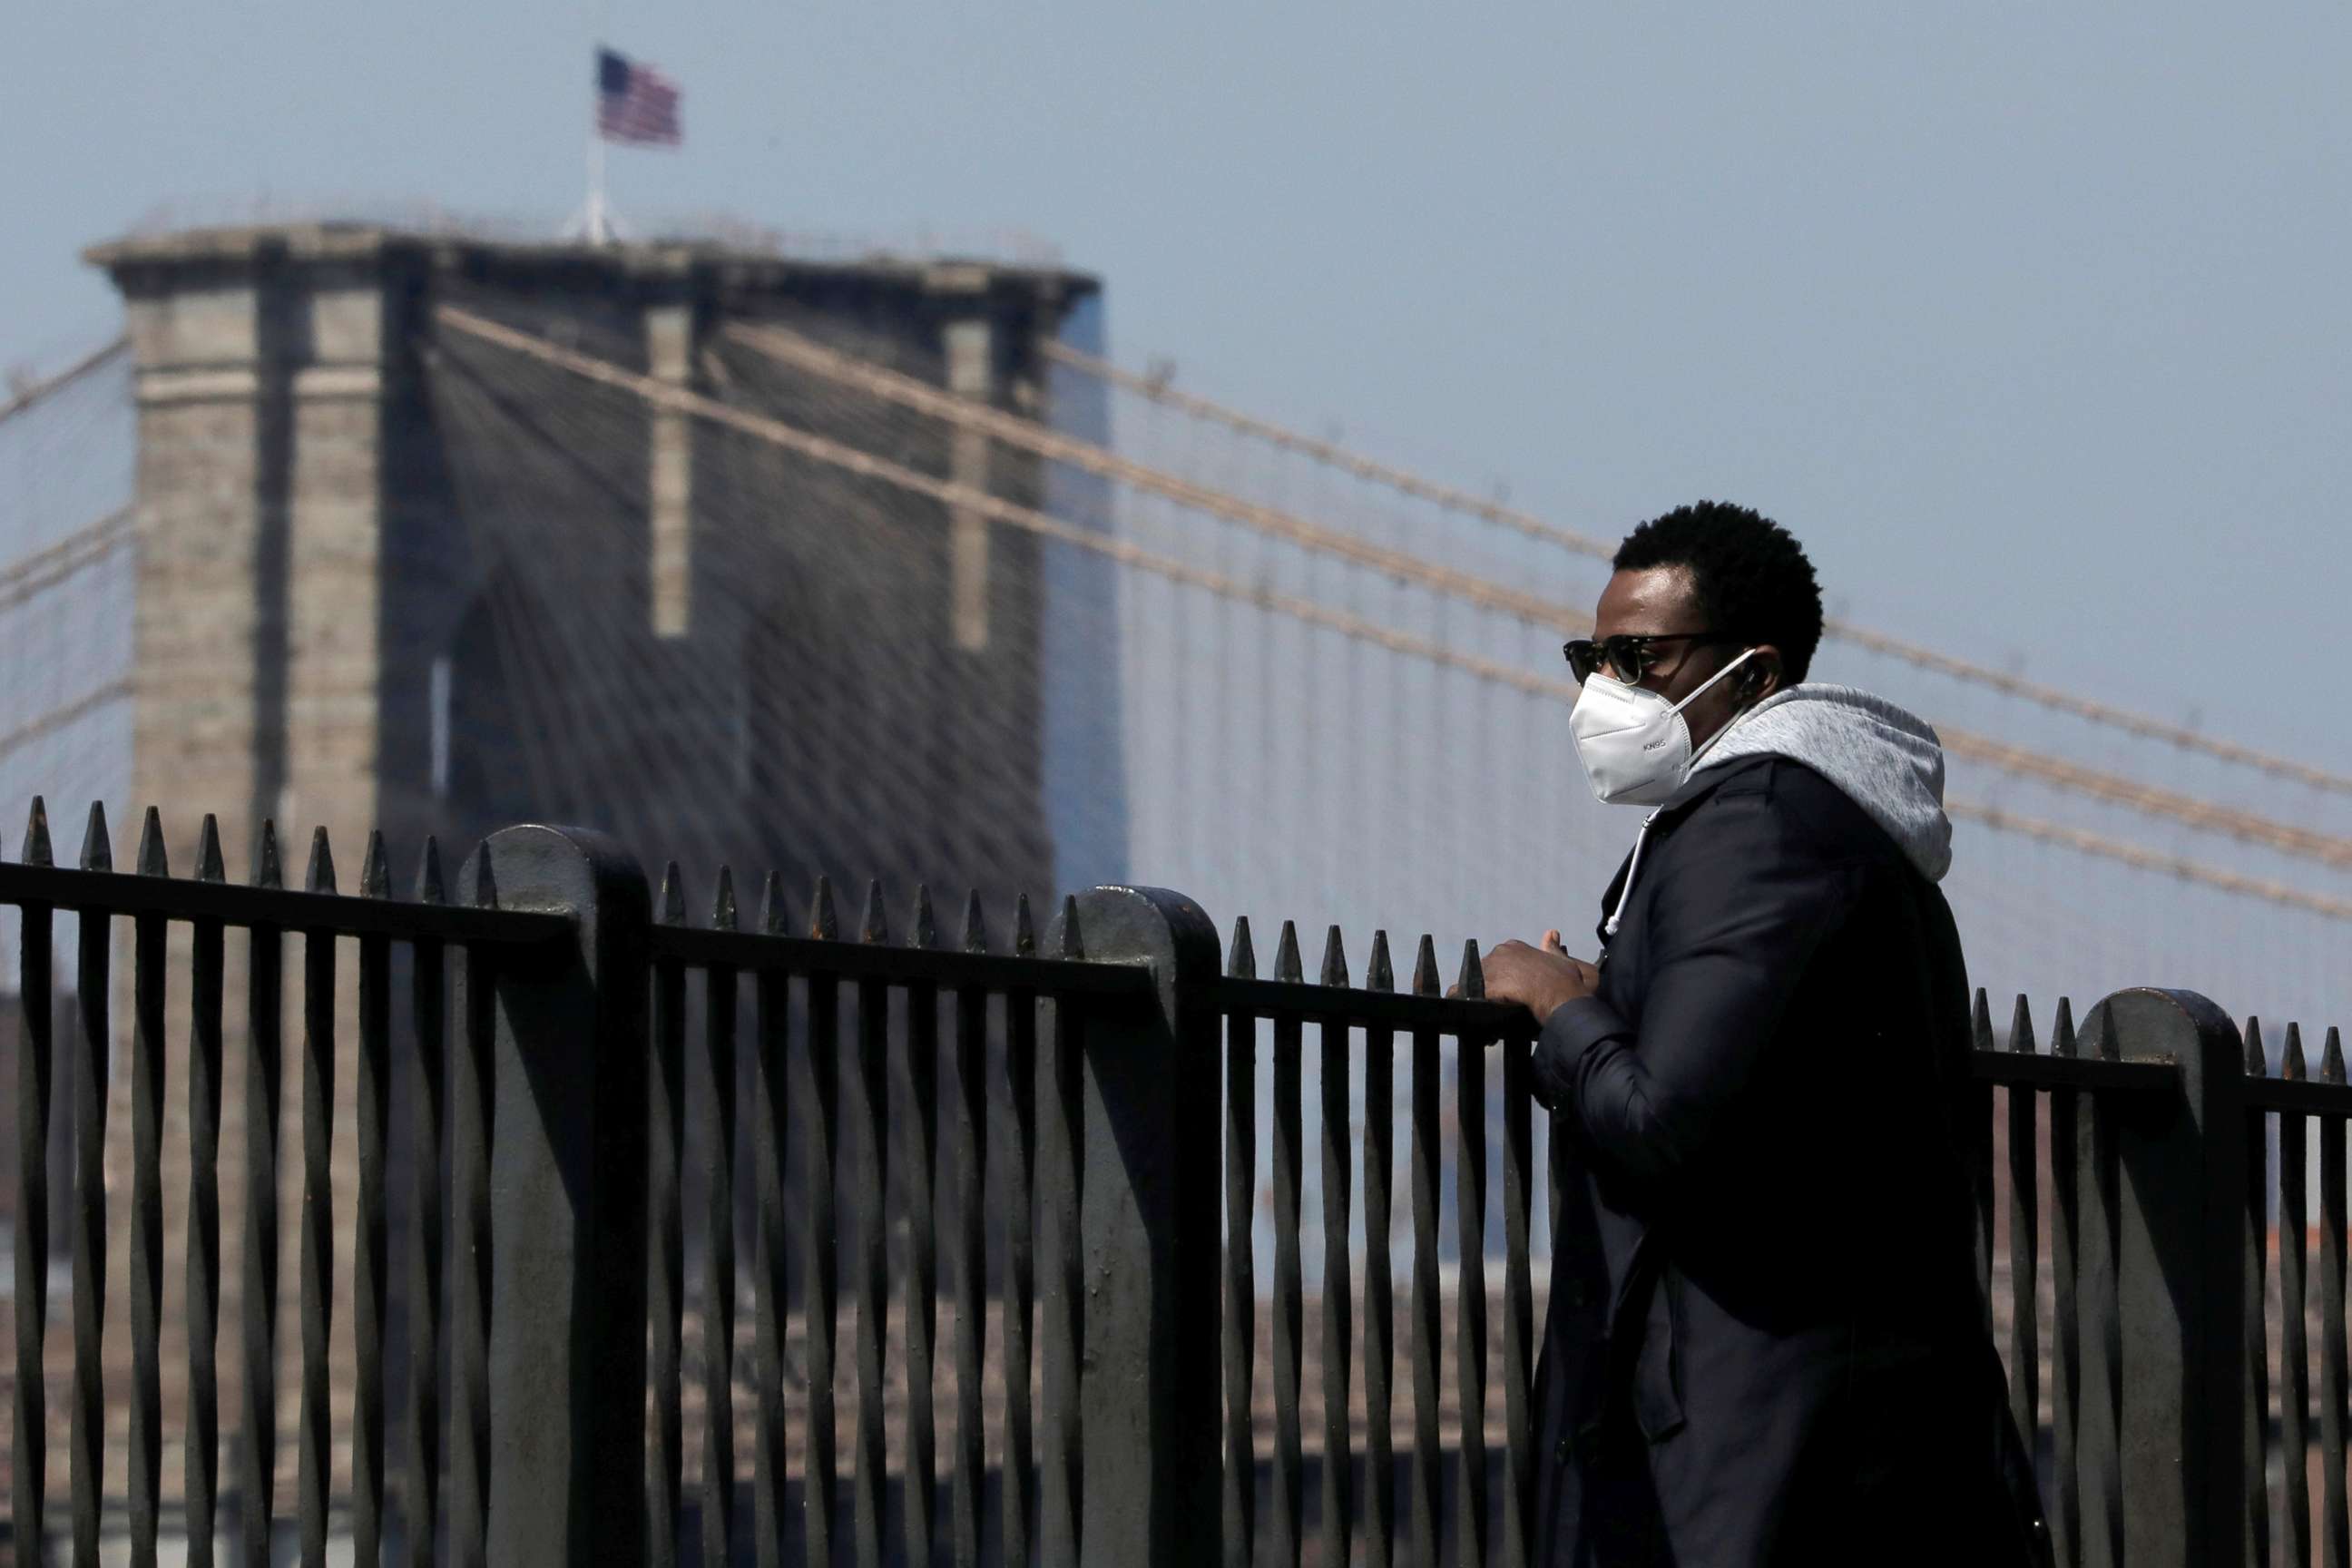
[1589,565,1777,754]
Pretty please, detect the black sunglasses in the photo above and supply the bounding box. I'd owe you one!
[1563,632,1740,685]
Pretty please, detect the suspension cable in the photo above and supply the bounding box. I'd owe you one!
[0,338,129,428]
[1044,339,2352,795]
[436,305,2352,916]
[724,318,2352,863]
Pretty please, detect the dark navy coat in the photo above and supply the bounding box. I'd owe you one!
[1530,754,2051,1567]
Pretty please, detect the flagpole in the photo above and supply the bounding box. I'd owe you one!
[586,103,607,243]
[583,0,612,243]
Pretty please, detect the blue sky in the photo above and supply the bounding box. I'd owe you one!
[5,2,2348,778]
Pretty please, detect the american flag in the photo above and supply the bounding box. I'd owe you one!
[597,47,681,146]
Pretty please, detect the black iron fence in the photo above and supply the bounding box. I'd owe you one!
[1,802,2347,1568]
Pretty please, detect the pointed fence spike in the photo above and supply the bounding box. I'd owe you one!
[360,828,389,898]
[2051,997,2076,1057]
[2246,1017,2268,1077]
[2324,1027,2345,1085]
[2007,995,2036,1055]
[1367,931,1394,993]
[1226,916,1256,980]
[1412,935,1440,997]
[1318,925,1348,987]
[469,844,497,909]
[20,796,52,867]
[810,875,839,940]
[2285,1023,2308,1081]
[1970,988,1994,1051]
[195,816,226,884]
[658,862,685,926]
[1456,939,1485,1000]
[860,879,889,944]
[1058,895,1083,960]
[712,866,739,931]
[760,871,788,936]
[1273,920,1303,983]
[962,890,988,955]
[254,818,282,887]
[416,837,446,906]
[80,801,112,873]
[136,806,168,877]
[307,828,337,895]
[912,885,938,949]
[1014,894,1035,957]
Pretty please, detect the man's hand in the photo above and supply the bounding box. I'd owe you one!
[1454,929,1601,1026]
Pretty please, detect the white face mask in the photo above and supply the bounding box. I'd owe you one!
[1570,647,1759,806]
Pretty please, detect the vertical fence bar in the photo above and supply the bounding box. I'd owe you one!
[1064,884,1222,1568]
[2321,1029,2347,1568]
[2245,1019,2272,1568]
[12,800,54,1563]
[130,809,169,1563]
[950,894,990,1568]
[651,868,689,1568]
[1000,897,1039,1568]
[902,888,943,1568]
[1038,897,1085,1568]
[2078,997,2125,1568]
[353,834,392,1568]
[851,884,891,1568]
[1318,927,1354,1568]
[1407,940,1442,1568]
[450,848,494,1568]
[1502,1022,1534,1568]
[1456,945,1490,1568]
[2049,999,2082,1568]
[699,871,740,1568]
[2006,998,2041,1458]
[241,823,286,1568]
[2282,1027,2313,1568]
[800,880,842,1568]
[1364,934,1397,1568]
[1269,922,1305,1568]
[1222,919,1259,1568]
[472,825,650,1568]
[750,875,790,1568]
[69,804,112,1566]
[298,830,339,1568]
[407,841,448,1568]
[2100,989,2246,1568]
[1972,990,1997,1338]
[184,827,228,1568]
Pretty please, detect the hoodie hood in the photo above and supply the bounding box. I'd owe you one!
[1692,683,1954,881]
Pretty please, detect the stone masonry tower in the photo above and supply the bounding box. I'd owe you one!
[88,223,1102,887]
[77,222,1106,1532]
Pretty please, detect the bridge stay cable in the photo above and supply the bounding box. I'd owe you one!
[0,337,130,429]
[1044,338,2352,797]
[720,318,2352,868]
[429,303,2352,924]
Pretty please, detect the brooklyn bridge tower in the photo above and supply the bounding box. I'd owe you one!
[89,222,1125,911]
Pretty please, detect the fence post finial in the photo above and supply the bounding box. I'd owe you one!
[79,801,110,872]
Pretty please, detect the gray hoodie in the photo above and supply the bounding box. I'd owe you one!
[1692,682,1954,882]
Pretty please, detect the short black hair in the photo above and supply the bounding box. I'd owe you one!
[1612,501,1824,683]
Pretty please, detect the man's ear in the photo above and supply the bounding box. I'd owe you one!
[1744,645,1785,701]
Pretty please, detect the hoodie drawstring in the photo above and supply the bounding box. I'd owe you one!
[1604,807,1664,939]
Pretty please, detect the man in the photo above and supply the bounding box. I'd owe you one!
[1476,503,2051,1566]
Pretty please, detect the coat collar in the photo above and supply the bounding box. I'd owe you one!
[1592,754,1779,943]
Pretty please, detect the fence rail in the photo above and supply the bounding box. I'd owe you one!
[3,800,2349,1567]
